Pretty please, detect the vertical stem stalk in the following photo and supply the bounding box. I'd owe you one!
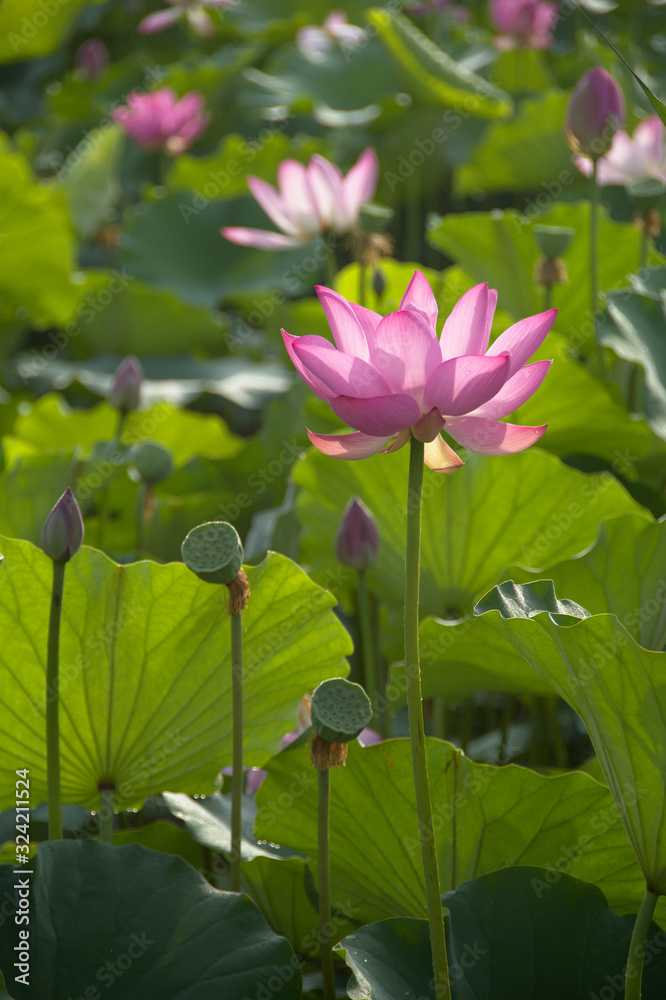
[230,611,243,892]
[543,283,553,311]
[405,436,451,1000]
[318,768,335,1000]
[98,788,114,845]
[325,242,337,288]
[359,261,367,309]
[96,411,125,548]
[590,157,606,375]
[46,560,66,841]
[640,224,648,269]
[356,570,378,726]
[625,887,659,999]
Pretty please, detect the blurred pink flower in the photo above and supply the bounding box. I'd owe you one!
[574,116,666,187]
[296,11,367,63]
[282,272,555,470]
[565,67,625,158]
[138,0,235,37]
[489,0,558,50]
[221,147,379,250]
[74,39,109,80]
[111,88,209,155]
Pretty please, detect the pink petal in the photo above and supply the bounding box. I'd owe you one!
[283,332,338,399]
[486,310,556,377]
[306,428,393,459]
[221,227,306,249]
[330,393,421,436]
[315,285,371,362]
[423,435,465,473]
[369,309,441,397]
[634,116,664,163]
[385,428,411,453]
[445,417,547,455]
[472,359,552,419]
[440,283,495,360]
[307,156,343,230]
[277,160,321,234]
[292,341,391,398]
[296,26,331,61]
[186,7,216,35]
[324,10,350,31]
[423,354,511,416]
[349,301,383,339]
[137,7,183,33]
[400,270,438,328]
[247,176,300,236]
[357,726,383,746]
[341,147,379,222]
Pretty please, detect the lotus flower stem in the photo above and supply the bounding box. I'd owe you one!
[317,768,335,1000]
[543,283,553,312]
[359,261,367,309]
[98,787,114,845]
[356,569,378,727]
[325,246,337,288]
[46,560,66,841]
[230,610,244,892]
[404,436,451,1000]
[640,226,648,269]
[625,887,659,999]
[590,157,606,375]
[96,411,126,549]
[432,697,446,740]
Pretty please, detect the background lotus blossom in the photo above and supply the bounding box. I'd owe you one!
[283,272,554,471]
[138,0,236,37]
[74,39,109,79]
[111,88,210,155]
[221,147,379,250]
[489,0,558,50]
[296,11,367,63]
[574,116,666,187]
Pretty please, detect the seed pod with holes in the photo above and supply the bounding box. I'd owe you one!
[181,521,244,586]
[310,677,372,770]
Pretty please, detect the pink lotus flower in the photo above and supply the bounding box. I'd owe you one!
[111,88,210,156]
[296,11,367,63]
[489,0,558,50]
[283,273,554,471]
[74,39,109,80]
[573,116,666,187]
[221,148,378,251]
[138,0,235,37]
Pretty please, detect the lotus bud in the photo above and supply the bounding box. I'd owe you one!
[109,356,143,415]
[181,521,250,612]
[130,440,173,485]
[565,67,625,158]
[372,267,386,299]
[534,226,575,260]
[41,488,84,563]
[310,678,372,770]
[74,39,109,80]
[335,498,379,572]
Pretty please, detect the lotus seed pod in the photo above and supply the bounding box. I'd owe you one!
[534,225,574,260]
[181,521,244,586]
[627,178,665,212]
[131,440,173,484]
[310,678,372,745]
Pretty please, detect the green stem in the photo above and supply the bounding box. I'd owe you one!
[325,243,337,288]
[545,697,567,769]
[136,482,151,556]
[359,261,367,309]
[405,172,421,263]
[405,436,451,1000]
[640,223,648,269]
[543,283,553,311]
[46,560,66,841]
[590,157,606,376]
[625,887,659,999]
[98,787,114,845]
[357,570,378,726]
[318,768,335,1000]
[96,411,125,549]
[230,611,243,892]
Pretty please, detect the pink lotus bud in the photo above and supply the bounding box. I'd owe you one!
[41,488,84,563]
[335,497,379,572]
[74,39,109,80]
[109,356,143,414]
[565,68,625,158]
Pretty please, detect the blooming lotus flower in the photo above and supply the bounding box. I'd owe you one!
[573,116,666,187]
[138,0,235,37]
[489,0,558,49]
[296,11,367,63]
[111,88,210,156]
[565,67,625,158]
[282,272,554,471]
[221,148,379,251]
